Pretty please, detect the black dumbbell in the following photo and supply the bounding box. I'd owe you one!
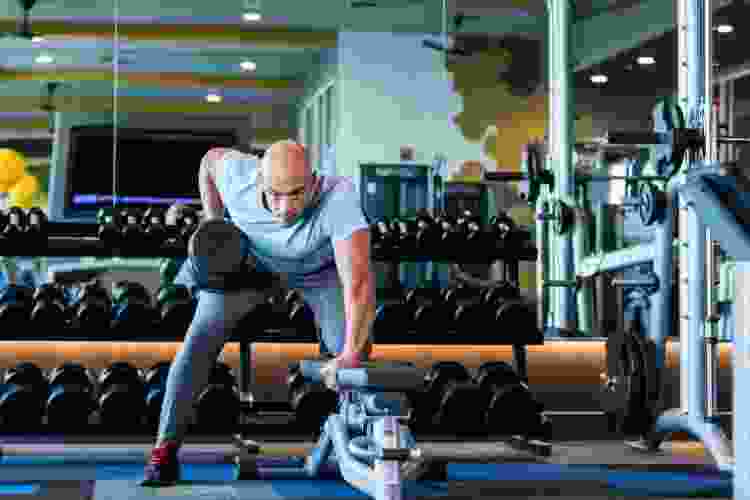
[111,281,157,339]
[0,209,7,234]
[45,362,96,431]
[177,207,200,245]
[288,297,318,342]
[456,210,483,243]
[195,362,241,431]
[414,212,441,249]
[440,284,476,323]
[96,208,124,247]
[143,361,171,429]
[391,218,417,249]
[142,206,168,247]
[372,218,398,251]
[97,361,146,429]
[71,280,112,335]
[288,361,338,433]
[403,288,447,335]
[30,283,69,332]
[413,361,483,433]
[482,281,521,305]
[2,207,26,239]
[0,285,34,333]
[489,212,517,241]
[119,208,145,249]
[0,362,48,430]
[475,361,544,436]
[155,284,195,338]
[24,208,47,242]
[373,292,415,343]
[435,215,461,249]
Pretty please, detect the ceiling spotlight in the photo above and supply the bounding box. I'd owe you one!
[240,60,257,72]
[715,24,734,34]
[35,54,54,64]
[637,56,655,65]
[243,11,262,22]
[590,74,608,84]
[31,36,45,43]
[205,92,223,103]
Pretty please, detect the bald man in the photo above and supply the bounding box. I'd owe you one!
[141,140,375,487]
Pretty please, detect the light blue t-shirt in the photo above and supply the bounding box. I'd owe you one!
[217,153,369,353]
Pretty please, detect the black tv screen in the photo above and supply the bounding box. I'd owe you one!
[67,126,238,211]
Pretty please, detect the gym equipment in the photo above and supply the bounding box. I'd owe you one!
[70,280,112,335]
[195,362,241,431]
[96,208,124,247]
[119,209,144,249]
[403,287,447,335]
[601,325,660,437]
[155,284,195,337]
[287,361,338,432]
[142,207,168,247]
[97,361,145,429]
[110,281,157,338]
[143,361,171,429]
[411,361,482,433]
[234,359,550,500]
[177,206,200,244]
[414,212,440,249]
[1,207,26,238]
[30,283,69,331]
[23,208,47,242]
[45,362,95,431]
[371,218,397,251]
[372,298,413,343]
[159,258,182,287]
[187,219,273,291]
[0,285,33,331]
[286,295,318,340]
[475,361,546,437]
[0,362,48,429]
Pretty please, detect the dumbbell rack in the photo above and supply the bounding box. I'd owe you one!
[0,213,545,440]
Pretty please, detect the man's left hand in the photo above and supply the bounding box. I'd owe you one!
[320,350,362,390]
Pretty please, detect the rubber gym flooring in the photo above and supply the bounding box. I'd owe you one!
[0,437,732,500]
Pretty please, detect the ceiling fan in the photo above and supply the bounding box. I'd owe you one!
[0,0,42,40]
[422,13,481,57]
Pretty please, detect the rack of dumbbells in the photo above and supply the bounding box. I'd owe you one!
[0,204,548,441]
[367,209,550,440]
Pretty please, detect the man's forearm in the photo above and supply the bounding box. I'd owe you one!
[343,281,375,356]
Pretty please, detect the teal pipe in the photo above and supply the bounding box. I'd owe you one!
[573,207,593,336]
[547,0,576,332]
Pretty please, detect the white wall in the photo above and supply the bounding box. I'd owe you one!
[335,32,485,178]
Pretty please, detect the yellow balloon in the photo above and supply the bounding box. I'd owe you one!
[0,149,27,193]
[8,174,39,209]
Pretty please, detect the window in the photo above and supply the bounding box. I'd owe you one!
[300,80,336,173]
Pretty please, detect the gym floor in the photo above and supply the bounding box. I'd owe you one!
[0,415,732,500]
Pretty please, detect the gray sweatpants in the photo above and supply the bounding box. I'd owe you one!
[158,254,347,444]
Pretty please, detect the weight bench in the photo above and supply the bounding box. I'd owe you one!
[233,359,550,500]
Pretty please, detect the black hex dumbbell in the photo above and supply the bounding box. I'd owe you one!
[475,361,545,437]
[1,207,26,240]
[30,283,70,333]
[195,362,241,431]
[414,212,441,250]
[0,285,34,334]
[45,362,96,431]
[143,361,171,429]
[24,208,47,243]
[70,280,112,336]
[142,206,168,248]
[288,361,338,433]
[0,362,48,430]
[119,208,145,250]
[97,362,146,430]
[403,288,448,337]
[111,281,157,339]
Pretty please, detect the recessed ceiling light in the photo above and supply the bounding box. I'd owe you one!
[205,92,223,103]
[31,36,45,43]
[637,56,655,65]
[590,74,608,84]
[35,54,54,64]
[240,60,257,72]
[243,11,262,22]
[716,24,733,34]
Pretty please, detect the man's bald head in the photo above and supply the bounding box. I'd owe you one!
[259,139,319,225]
[261,139,313,193]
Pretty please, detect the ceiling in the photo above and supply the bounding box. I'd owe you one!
[1,0,749,139]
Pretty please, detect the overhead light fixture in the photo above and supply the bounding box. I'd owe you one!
[715,24,734,34]
[243,11,262,22]
[35,54,54,64]
[205,92,223,103]
[31,36,44,43]
[590,74,608,84]
[240,60,257,72]
[637,55,656,66]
